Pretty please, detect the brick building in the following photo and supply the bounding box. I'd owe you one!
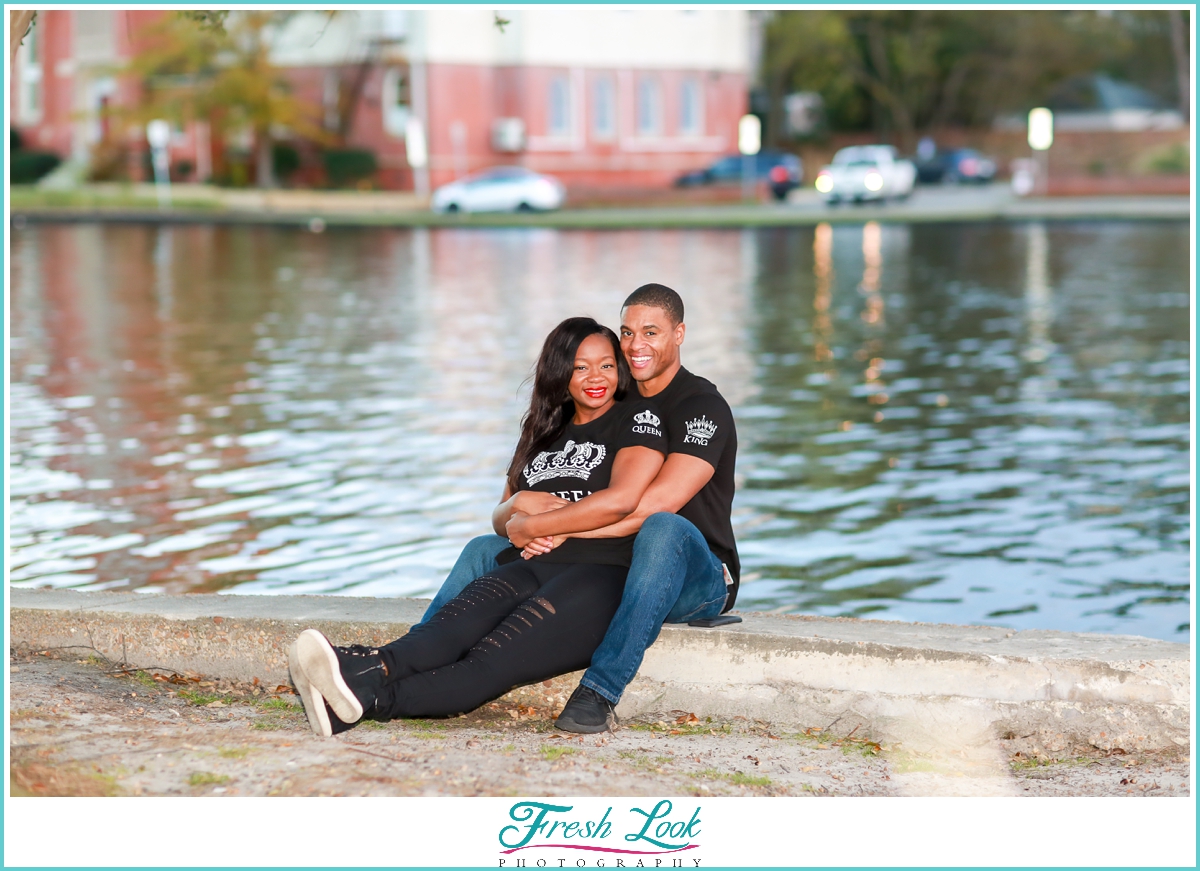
[10,9,753,192]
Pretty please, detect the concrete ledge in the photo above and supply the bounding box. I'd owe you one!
[9,589,1190,757]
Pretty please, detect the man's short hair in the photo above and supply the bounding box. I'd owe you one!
[622,283,685,326]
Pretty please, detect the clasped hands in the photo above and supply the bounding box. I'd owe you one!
[504,491,569,559]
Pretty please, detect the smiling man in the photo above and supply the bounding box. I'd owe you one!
[418,283,740,733]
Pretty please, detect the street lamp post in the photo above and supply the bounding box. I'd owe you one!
[1027,107,1053,196]
[146,120,172,210]
[738,114,761,203]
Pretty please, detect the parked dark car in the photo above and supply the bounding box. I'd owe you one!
[915,148,997,185]
[675,150,803,200]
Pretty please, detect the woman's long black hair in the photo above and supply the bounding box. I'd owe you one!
[506,317,632,493]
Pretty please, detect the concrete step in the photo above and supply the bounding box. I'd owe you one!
[10,588,1189,758]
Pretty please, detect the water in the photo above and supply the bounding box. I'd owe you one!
[9,221,1191,641]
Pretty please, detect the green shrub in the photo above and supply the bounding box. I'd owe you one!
[273,143,301,180]
[1137,142,1190,175]
[11,150,61,184]
[323,148,377,188]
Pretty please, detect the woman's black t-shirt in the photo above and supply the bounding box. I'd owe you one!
[497,397,667,567]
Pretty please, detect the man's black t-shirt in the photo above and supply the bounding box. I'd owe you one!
[498,397,667,568]
[649,367,741,609]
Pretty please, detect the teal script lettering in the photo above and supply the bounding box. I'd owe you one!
[624,801,700,850]
[499,802,613,849]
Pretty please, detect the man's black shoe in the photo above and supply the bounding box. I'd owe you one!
[294,629,386,723]
[555,685,618,734]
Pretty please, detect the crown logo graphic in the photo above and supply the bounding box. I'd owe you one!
[685,415,718,443]
[633,410,660,427]
[524,440,606,485]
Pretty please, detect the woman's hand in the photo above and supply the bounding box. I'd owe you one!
[505,512,535,549]
[521,535,564,559]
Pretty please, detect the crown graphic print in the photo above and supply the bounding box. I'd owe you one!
[524,440,607,485]
[684,415,718,446]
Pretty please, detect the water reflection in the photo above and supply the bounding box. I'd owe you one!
[9,222,1190,641]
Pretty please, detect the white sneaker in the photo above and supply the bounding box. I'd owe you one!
[294,628,364,723]
[288,637,332,737]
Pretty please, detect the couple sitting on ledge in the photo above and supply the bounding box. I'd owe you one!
[288,283,741,736]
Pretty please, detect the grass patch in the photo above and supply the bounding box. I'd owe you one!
[787,727,882,757]
[617,751,673,773]
[188,771,230,787]
[1009,754,1093,772]
[251,722,287,731]
[255,697,295,711]
[176,690,233,706]
[406,720,448,731]
[690,768,772,788]
[10,755,121,797]
[217,748,250,759]
[500,744,517,754]
[131,670,158,690]
[357,719,390,731]
[539,745,577,762]
[9,186,222,212]
[628,718,731,737]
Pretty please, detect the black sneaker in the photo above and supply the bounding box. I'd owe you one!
[555,685,618,734]
[293,629,386,724]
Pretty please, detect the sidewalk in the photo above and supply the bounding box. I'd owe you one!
[10,183,1190,229]
[9,588,1190,797]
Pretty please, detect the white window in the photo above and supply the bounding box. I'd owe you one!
[636,77,662,136]
[548,75,571,137]
[679,78,703,136]
[592,77,615,139]
[382,67,411,137]
[18,26,43,125]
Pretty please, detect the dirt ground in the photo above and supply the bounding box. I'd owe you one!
[8,650,1190,798]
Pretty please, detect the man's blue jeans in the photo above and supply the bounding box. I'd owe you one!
[416,513,728,705]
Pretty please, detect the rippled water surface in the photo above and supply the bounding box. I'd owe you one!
[9,222,1191,640]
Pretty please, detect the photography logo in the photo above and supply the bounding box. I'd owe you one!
[498,800,702,867]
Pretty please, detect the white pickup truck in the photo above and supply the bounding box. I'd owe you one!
[814,145,916,204]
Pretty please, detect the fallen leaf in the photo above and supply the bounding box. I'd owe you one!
[745,755,760,766]
[675,713,700,725]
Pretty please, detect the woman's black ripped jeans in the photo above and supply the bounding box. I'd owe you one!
[371,560,627,720]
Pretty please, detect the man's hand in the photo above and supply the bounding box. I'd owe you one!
[521,535,564,559]
[568,453,716,540]
[511,491,570,516]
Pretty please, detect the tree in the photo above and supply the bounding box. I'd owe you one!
[763,10,1190,142]
[9,10,36,64]
[120,11,325,187]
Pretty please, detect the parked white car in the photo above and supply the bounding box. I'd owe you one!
[814,145,916,204]
[431,166,566,213]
